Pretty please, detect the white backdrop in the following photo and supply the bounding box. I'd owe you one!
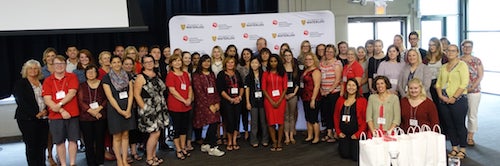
[169,10,335,56]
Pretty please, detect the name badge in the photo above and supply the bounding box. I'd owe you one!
[207,87,215,94]
[255,91,262,98]
[373,73,378,78]
[56,91,66,100]
[389,79,398,85]
[272,90,280,97]
[119,91,128,99]
[287,81,293,88]
[181,83,187,90]
[342,76,347,82]
[300,82,304,88]
[322,73,326,79]
[405,85,408,93]
[89,102,99,109]
[410,119,418,126]
[342,115,351,122]
[298,65,304,70]
[231,88,239,95]
[377,117,386,124]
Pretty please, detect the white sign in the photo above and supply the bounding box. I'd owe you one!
[169,10,335,57]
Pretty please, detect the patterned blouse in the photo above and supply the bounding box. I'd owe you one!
[463,56,482,93]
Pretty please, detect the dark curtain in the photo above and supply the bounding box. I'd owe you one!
[0,0,277,99]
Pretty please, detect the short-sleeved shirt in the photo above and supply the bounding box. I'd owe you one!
[166,71,192,112]
[343,61,364,93]
[463,56,482,93]
[320,60,342,93]
[42,72,80,119]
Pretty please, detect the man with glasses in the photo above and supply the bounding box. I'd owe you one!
[408,31,427,60]
[43,55,80,166]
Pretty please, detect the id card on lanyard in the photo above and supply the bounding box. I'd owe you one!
[54,77,67,100]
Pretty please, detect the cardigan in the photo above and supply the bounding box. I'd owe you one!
[397,64,432,98]
[334,96,368,138]
[13,78,43,120]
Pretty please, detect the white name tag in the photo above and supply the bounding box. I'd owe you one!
[254,91,262,98]
[342,115,351,122]
[181,83,187,90]
[300,82,304,88]
[207,87,215,94]
[272,90,280,97]
[89,102,99,109]
[343,76,347,82]
[119,91,128,99]
[231,88,239,95]
[389,79,398,85]
[322,73,326,79]
[298,65,304,70]
[410,119,418,126]
[287,81,293,88]
[56,91,66,100]
[377,117,386,124]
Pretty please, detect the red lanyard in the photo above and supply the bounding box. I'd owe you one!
[53,77,67,92]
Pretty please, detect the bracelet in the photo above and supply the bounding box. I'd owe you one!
[58,102,63,107]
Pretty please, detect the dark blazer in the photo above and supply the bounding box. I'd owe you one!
[13,78,42,120]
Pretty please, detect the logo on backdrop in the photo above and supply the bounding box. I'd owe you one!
[241,22,246,28]
[212,22,218,28]
[274,45,280,51]
[303,30,309,36]
[212,22,232,30]
[272,33,277,38]
[243,33,249,39]
[301,20,306,25]
[181,24,205,30]
[212,36,217,41]
[242,22,264,28]
[212,35,235,42]
[183,36,188,41]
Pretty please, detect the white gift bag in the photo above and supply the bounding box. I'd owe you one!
[421,125,447,166]
[359,130,389,166]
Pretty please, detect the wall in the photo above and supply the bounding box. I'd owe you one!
[0,101,20,137]
[278,0,417,42]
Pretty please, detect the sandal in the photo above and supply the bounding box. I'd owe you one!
[185,145,194,151]
[154,157,164,163]
[252,144,258,148]
[233,144,240,150]
[448,150,458,157]
[146,159,159,166]
[182,150,191,157]
[176,151,185,160]
[276,145,283,152]
[132,153,142,161]
[290,139,296,144]
[127,157,134,163]
[270,144,277,151]
[226,144,233,151]
[284,140,290,145]
[467,139,475,146]
[456,151,467,159]
[216,138,223,145]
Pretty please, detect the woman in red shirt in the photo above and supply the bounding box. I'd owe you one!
[334,78,367,161]
[342,47,364,95]
[400,78,439,131]
[166,54,193,160]
[262,54,288,151]
[301,53,321,144]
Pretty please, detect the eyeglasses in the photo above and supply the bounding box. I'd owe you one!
[54,62,66,66]
[462,45,473,48]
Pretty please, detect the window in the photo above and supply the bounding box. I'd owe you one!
[348,17,407,52]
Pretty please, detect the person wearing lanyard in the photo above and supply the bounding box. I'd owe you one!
[366,75,401,134]
[342,47,364,95]
[367,39,386,94]
[42,55,80,166]
[77,64,107,166]
[436,44,470,159]
[262,54,288,151]
[192,55,225,157]
[14,60,49,166]
[282,49,299,145]
[166,54,193,160]
[245,56,270,148]
[301,53,322,144]
[397,48,432,98]
[399,78,439,131]
[102,55,136,166]
[216,57,244,151]
[376,45,405,95]
[319,44,342,143]
[334,78,367,161]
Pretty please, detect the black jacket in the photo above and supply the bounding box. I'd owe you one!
[13,78,43,120]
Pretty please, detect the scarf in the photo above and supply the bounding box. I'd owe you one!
[109,69,129,91]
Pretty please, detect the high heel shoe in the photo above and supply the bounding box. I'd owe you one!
[146,159,159,166]
[176,151,185,160]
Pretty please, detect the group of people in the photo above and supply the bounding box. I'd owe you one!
[13,31,483,165]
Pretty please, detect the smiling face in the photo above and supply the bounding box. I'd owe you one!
[242,50,252,62]
[325,47,335,60]
[338,43,348,54]
[387,47,399,61]
[201,58,211,70]
[269,56,278,70]
[225,59,235,70]
[408,82,421,98]
[45,51,56,65]
[142,56,155,71]
[150,48,161,61]
[85,67,97,80]
[111,57,123,72]
[192,54,200,66]
[374,41,383,54]
[171,57,183,70]
[376,79,387,93]
[27,65,40,78]
[122,58,134,73]
[182,53,191,67]
[357,48,366,61]
[284,51,293,63]
[346,80,358,95]
[53,58,66,74]
[347,49,356,63]
[226,47,236,57]
[250,58,261,71]
[99,53,111,67]
[407,50,419,65]
[304,54,315,68]
[79,53,90,66]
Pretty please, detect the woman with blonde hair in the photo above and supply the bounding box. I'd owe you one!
[211,45,225,77]
[400,78,439,131]
[301,53,322,144]
[124,46,141,74]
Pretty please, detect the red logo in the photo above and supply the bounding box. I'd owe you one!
[243,33,249,39]
[303,30,309,36]
[274,45,279,50]
[272,20,278,25]
[183,36,188,41]
[212,22,218,28]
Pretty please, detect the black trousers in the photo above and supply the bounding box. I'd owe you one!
[320,92,340,129]
[205,123,219,148]
[17,119,49,166]
[80,119,106,166]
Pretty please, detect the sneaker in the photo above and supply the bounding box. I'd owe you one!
[208,147,225,157]
[200,144,211,153]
